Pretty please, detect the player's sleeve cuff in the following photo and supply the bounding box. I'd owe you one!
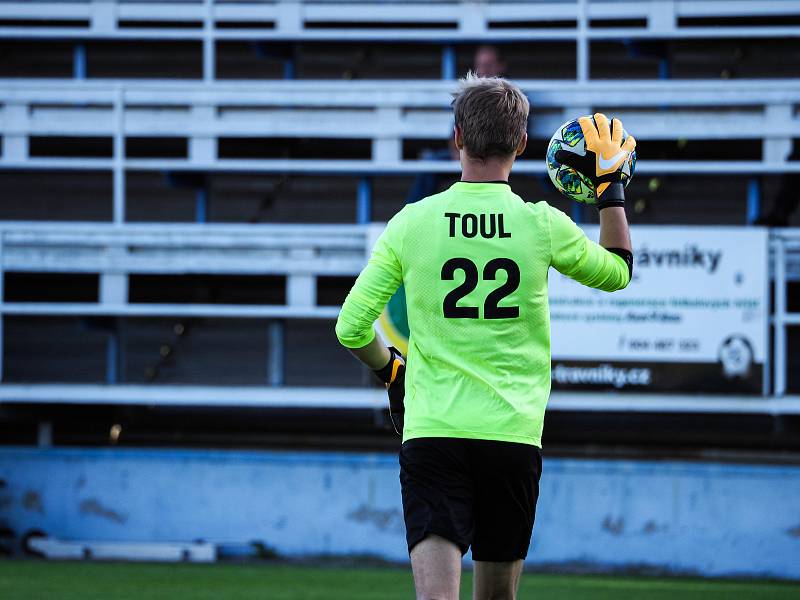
[605,247,634,280]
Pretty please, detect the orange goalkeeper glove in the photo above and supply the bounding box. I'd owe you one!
[556,112,636,210]
[372,346,405,436]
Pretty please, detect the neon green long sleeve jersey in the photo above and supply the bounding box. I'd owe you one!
[335,181,630,447]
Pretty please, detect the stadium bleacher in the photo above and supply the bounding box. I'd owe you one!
[0,0,799,450]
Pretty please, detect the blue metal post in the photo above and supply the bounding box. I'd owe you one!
[441,45,456,80]
[357,177,372,224]
[267,320,284,386]
[746,177,761,224]
[658,58,670,112]
[0,241,4,382]
[658,57,670,80]
[283,58,295,80]
[195,186,208,223]
[106,330,118,384]
[73,43,87,80]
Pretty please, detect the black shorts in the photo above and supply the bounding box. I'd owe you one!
[399,437,542,562]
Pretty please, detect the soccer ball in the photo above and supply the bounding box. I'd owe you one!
[546,117,637,204]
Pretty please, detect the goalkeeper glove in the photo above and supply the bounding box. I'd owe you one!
[372,346,405,436]
[556,113,636,210]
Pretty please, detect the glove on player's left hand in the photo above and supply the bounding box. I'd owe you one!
[372,346,406,436]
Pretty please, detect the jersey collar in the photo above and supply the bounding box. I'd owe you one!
[451,180,511,194]
[460,179,509,184]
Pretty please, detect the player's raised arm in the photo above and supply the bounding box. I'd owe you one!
[598,203,633,281]
[548,113,635,292]
[599,205,631,253]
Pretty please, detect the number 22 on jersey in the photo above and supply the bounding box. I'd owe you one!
[441,257,520,319]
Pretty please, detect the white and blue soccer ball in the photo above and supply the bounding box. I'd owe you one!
[546,117,637,205]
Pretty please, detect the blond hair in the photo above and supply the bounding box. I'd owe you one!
[450,71,529,160]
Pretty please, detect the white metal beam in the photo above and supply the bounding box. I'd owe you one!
[0,303,341,319]
[3,79,799,107]
[2,384,800,414]
[0,26,799,42]
[4,157,800,175]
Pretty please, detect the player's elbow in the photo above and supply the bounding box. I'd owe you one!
[613,272,632,291]
[335,315,355,347]
[595,271,630,293]
[605,249,633,291]
[335,314,368,349]
[606,272,631,292]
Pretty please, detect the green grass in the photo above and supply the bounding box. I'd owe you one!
[1,560,799,600]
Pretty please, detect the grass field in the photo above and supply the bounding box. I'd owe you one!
[1,561,799,600]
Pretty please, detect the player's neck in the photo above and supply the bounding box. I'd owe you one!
[460,155,512,183]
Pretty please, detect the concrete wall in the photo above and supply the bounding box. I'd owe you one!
[1,447,798,579]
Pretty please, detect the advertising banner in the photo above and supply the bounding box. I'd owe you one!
[549,226,769,394]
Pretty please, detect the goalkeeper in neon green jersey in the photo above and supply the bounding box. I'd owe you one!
[335,72,634,600]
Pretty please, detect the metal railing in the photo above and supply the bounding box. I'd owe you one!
[1,1,800,82]
[771,229,800,396]
[0,221,376,385]
[0,221,798,403]
[2,79,798,223]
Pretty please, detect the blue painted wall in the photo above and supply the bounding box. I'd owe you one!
[1,447,798,579]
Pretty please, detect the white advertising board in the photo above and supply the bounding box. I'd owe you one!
[549,226,769,394]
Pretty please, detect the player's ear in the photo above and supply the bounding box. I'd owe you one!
[515,132,528,157]
[454,125,463,151]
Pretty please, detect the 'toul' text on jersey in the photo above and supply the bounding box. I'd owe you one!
[445,212,511,239]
